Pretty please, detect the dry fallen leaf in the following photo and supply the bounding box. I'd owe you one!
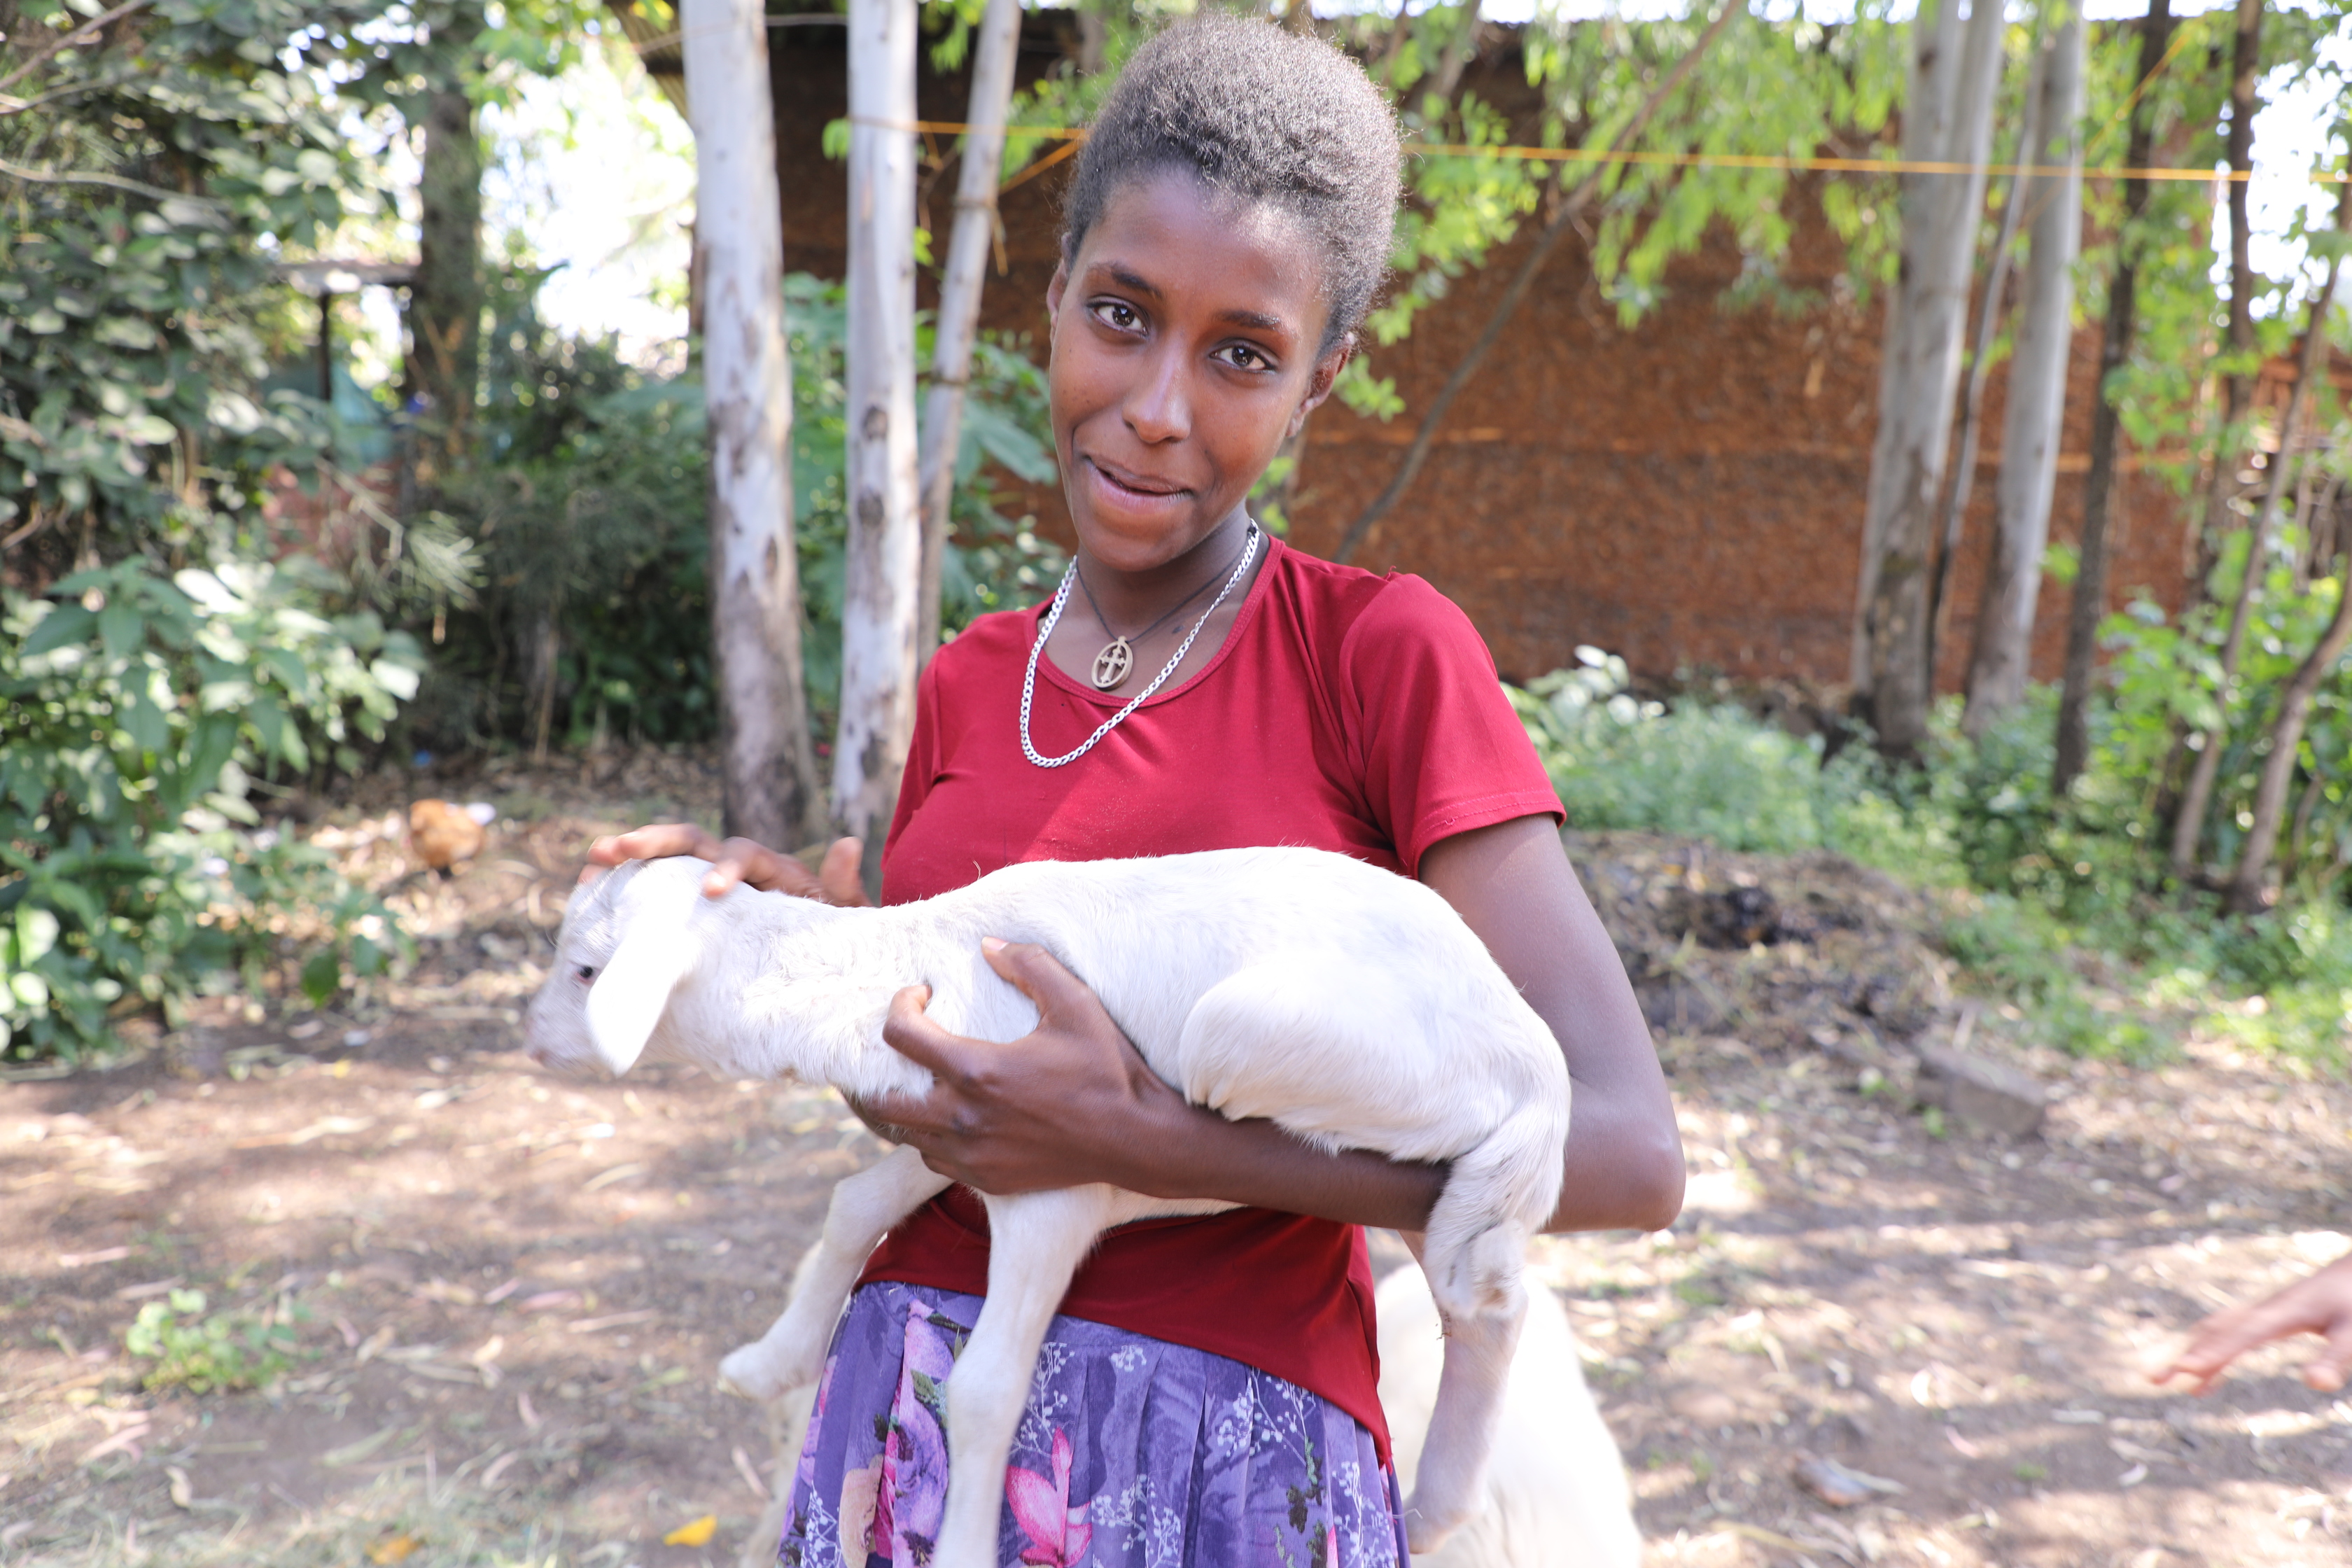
[365,1532,421,1564]
[664,1514,718,1546]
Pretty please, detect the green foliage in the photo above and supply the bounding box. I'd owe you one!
[1508,648,1936,866]
[1,559,415,1060]
[413,274,1062,754]
[126,1287,304,1394]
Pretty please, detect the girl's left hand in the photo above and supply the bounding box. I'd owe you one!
[853,938,1189,1194]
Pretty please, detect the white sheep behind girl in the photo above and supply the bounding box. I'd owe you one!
[524,844,1569,1564]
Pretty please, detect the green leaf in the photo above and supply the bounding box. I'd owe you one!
[18,908,59,965]
[299,951,341,1008]
[97,603,144,659]
[20,605,97,658]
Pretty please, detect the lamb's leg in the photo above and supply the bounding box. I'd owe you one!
[930,1186,1120,1568]
[720,1144,951,1401]
[1404,1102,1561,1553]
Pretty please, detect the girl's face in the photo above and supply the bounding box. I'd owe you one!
[1045,170,1345,574]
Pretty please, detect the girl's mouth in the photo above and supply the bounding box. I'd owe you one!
[1086,456,1189,502]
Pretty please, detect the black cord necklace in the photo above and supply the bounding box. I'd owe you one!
[1070,531,1249,690]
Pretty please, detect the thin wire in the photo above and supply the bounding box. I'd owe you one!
[844,115,2352,185]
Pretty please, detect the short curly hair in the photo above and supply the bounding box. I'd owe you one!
[1060,15,1402,354]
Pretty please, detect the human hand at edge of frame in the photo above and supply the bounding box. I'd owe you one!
[849,937,1190,1194]
[582,822,869,907]
[2150,1252,2352,1395]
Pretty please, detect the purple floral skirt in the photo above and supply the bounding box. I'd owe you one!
[777,1280,1408,1568]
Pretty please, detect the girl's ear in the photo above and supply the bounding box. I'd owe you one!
[1291,333,1353,438]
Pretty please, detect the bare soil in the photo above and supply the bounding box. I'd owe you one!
[2,753,2348,1567]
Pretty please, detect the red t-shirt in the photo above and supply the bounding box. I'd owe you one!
[858,537,1564,1463]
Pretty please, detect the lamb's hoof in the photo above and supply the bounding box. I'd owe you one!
[718,1345,797,1403]
[1404,1516,1458,1557]
[1402,1493,1469,1555]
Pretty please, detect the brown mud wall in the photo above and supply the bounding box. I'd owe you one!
[766,25,2197,692]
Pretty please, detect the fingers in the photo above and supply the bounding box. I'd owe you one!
[587,822,719,868]
[819,838,869,906]
[979,938,1114,1032]
[2154,1306,2269,1392]
[879,986,967,1076]
[2306,1313,2352,1392]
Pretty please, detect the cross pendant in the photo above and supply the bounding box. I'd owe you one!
[1091,638,1133,690]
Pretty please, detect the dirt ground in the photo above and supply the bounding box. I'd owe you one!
[3,750,2349,1567]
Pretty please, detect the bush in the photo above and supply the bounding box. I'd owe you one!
[1507,648,1945,869]
[409,272,1063,754]
[1,556,416,1062]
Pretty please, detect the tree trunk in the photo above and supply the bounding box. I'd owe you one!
[1926,29,2043,682]
[2192,0,2265,603]
[1851,0,2005,761]
[1430,0,1483,103]
[1331,0,1746,566]
[1962,8,2084,736]
[836,0,923,885]
[2226,567,2352,913]
[915,0,1020,668]
[402,12,484,468]
[2050,0,2172,797]
[2169,183,2349,867]
[686,0,823,848]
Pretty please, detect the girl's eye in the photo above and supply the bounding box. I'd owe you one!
[1091,300,1143,333]
[575,964,598,983]
[1215,344,1274,373]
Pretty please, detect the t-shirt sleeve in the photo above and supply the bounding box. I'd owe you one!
[1340,574,1564,878]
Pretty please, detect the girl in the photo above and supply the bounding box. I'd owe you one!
[596,18,1680,1564]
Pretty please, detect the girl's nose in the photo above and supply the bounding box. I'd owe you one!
[1124,346,1190,444]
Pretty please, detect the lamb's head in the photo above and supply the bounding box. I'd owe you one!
[521,858,716,1077]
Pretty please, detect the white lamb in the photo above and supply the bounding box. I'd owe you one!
[522,846,1569,1567]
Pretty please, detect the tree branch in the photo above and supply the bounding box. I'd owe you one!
[1333,0,1747,564]
[0,155,207,204]
[0,0,155,96]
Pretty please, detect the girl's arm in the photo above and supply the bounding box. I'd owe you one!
[863,815,1684,1236]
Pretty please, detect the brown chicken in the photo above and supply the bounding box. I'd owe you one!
[407,799,496,878]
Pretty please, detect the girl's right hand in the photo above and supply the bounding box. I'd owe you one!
[584,824,869,906]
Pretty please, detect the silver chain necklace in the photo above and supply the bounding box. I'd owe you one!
[1019,524,1262,769]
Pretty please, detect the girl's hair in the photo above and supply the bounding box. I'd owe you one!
[1060,15,1402,354]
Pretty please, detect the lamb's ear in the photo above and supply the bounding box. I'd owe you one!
[584,888,701,1074]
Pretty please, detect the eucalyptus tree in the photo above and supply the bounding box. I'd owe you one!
[1850,0,2006,762]
[2052,0,2176,796]
[916,0,1021,666]
[686,0,824,846]
[835,0,923,881]
[1963,5,2086,733]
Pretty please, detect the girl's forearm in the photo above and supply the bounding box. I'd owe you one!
[1114,1096,1446,1231]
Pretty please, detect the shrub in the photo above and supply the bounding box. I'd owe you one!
[1507,647,1945,869]
[1,557,416,1061]
[409,272,1063,754]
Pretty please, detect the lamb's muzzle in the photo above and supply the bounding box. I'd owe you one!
[524,846,1571,1564]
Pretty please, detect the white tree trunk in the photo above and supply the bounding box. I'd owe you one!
[1850,0,2007,755]
[685,0,820,846]
[916,0,1022,665]
[836,0,923,869]
[1962,6,2085,736]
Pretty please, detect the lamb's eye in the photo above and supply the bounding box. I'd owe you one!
[575,964,597,983]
